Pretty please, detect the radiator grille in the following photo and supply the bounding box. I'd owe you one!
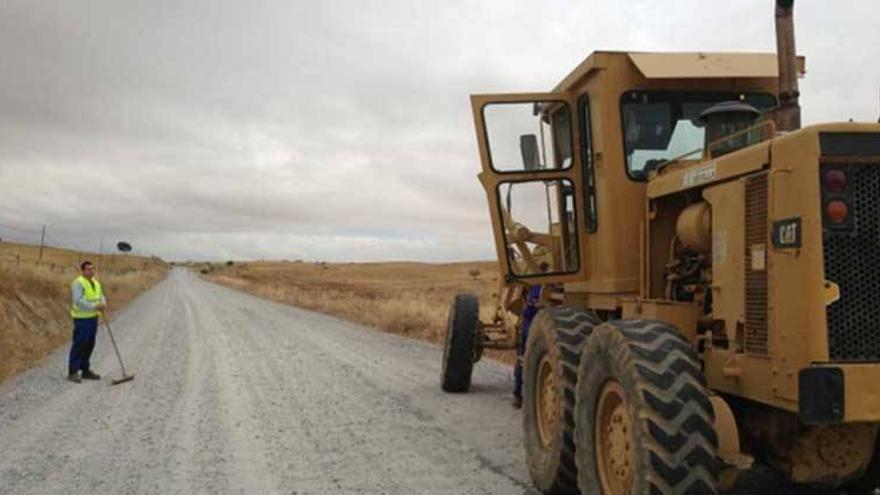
[745,173,769,355]
[823,163,880,361]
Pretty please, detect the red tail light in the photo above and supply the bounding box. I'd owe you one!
[826,200,849,224]
[822,166,853,229]
[824,169,847,193]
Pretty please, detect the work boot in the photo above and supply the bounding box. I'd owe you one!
[67,372,82,383]
[512,394,523,409]
[81,370,101,380]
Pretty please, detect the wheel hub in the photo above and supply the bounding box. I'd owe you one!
[595,380,634,494]
[535,354,559,448]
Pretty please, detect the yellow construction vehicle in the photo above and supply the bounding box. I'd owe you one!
[440,1,880,493]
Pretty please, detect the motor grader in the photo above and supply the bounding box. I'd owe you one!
[440,1,880,493]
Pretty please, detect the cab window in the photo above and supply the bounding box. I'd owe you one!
[621,91,777,180]
[497,179,579,277]
[482,101,573,173]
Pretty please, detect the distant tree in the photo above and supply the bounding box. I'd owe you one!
[226,260,234,266]
[468,268,481,281]
[116,241,132,254]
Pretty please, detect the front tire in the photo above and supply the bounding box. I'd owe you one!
[523,307,600,494]
[441,294,481,393]
[575,320,718,494]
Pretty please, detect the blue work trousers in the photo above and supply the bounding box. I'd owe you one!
[514,286,542,399]
[68,317,98,374]
[513,325,528,399]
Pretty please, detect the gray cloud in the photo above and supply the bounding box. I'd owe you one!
[0,0,878,261]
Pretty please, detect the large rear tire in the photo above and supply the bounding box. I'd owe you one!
[575,320,718,494]
[523,307,600,494]
[441,294,481,393]
[845,430,880,494]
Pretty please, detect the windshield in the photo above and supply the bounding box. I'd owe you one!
[621,91,777,180]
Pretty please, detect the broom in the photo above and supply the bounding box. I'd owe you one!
[102,313,135,385]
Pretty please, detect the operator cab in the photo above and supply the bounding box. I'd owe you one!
[471,51,801,305]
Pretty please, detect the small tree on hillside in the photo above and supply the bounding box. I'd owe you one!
[468,268,481,281]
[117,241,132,254]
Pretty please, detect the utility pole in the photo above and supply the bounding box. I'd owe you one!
[38,225,46,266]
[98,238,104,275]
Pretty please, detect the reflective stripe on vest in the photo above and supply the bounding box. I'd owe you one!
[71,275,103,319]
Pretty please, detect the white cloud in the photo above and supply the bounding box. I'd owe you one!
[0,0,877,261]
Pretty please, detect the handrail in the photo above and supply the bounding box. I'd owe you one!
[652,119,777,178]
[706,119,777,159]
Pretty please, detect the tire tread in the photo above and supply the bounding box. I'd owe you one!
[525,306,600,494]
[622,320,718,494]
[441,294,479,393]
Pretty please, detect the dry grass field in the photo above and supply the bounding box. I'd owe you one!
[0,242,168,383]
[204,260,517,364]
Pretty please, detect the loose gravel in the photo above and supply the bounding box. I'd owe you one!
[0,268,851,494]
[0,269,535,494]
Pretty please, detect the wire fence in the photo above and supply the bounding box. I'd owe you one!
[0,223,163,276]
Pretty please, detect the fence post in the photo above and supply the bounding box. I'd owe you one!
[37,225,46,266]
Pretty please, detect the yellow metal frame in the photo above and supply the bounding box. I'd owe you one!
[471,51,880,420]
[471,92,588,286]
[470,47,880,487]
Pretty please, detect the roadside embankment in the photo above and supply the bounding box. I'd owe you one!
[202,260,516,364]
[0,243,167,383]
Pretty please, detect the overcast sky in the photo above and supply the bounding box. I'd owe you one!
[0,0,877,262]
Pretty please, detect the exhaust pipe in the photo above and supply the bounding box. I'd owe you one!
[775,0,801,131]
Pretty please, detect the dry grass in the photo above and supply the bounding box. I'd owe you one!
[0,242,168,383]
[204,260,516,364]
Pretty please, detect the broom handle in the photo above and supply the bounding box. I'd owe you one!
[102,313,128,376]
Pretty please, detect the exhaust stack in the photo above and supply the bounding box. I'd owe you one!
[775,0,801,131]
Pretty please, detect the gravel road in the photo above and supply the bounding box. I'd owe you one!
[0,268,858,495]
[0,268,533,494]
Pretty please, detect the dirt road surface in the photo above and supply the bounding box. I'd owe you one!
[0,268,533,494]
[0,269,853,494]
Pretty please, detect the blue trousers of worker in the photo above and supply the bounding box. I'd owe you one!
[513,320,531,399]
[69,317,98,374]
[513,286,542,399]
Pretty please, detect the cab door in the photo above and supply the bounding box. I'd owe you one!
[471,93,587,284]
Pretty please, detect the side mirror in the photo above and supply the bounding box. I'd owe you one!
[520,134,540,171]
